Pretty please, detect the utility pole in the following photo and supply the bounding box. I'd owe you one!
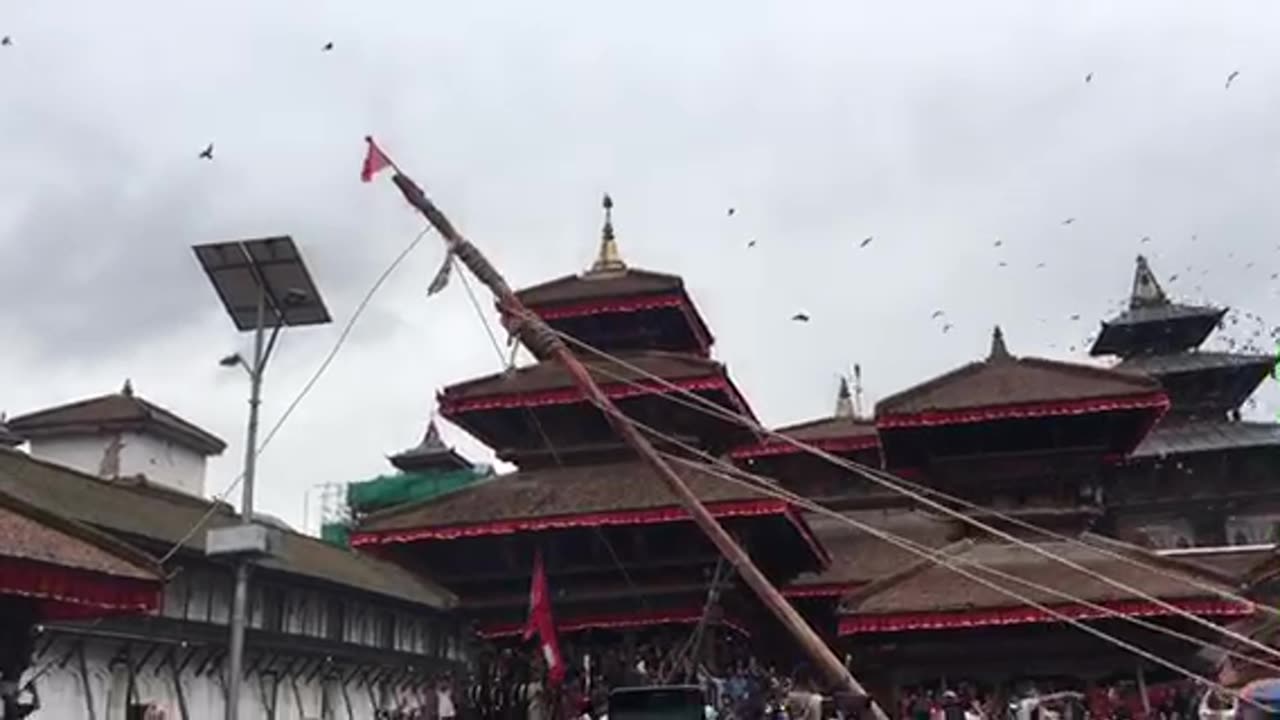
[193,238,330,720]
[387,174,888,720]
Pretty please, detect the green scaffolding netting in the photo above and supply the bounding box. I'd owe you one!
[346,465,492,515]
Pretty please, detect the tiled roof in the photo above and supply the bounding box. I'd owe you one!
[0,448,455,609]
[440,351,727,402]
[788,511,956,590]
[1130,420,1280,458]
[0,486,160,580]
[842,533,1237,616]
[356,460,775,536]
[8,385,226,455]
[876,327,1163,419]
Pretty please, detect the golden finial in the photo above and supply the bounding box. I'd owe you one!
[587,193,627,275]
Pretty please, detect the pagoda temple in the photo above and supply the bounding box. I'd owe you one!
[738,327,1255,703]
[351,197,826,651]
[1095,255,1280,550]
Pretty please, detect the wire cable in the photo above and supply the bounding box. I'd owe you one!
[157,226,433,564]
[573,393,1268,706]
[552,328,1280,660]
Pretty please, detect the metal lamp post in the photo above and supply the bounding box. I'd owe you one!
[193,236,330,720]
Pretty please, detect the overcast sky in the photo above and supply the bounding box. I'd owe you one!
[3,0,1279,532]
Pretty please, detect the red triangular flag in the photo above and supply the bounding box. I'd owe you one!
[524,550,565,686]
[361,136,393,183]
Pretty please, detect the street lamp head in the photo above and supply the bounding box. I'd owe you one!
[219,353,244,368]
[283,287,309,306]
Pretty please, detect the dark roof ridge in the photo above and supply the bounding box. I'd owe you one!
[9,389,227,455]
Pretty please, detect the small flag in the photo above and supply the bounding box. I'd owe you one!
[427,251,454,296]
[361,136,393,183]
[524,550,565,686]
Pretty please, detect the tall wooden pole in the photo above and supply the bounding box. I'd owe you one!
[390,174,888,720]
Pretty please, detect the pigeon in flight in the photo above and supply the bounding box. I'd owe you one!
[1140,236,1151,244]
[1070,314,1081,321]
[993,239,1003,247]
[931,310,945,319]
[942,324,953,334]
[727,208,735,217]
[322,41,334,51]
[1035,262,1046,269]
[746,239,757,249]
[859,236,873,248]
[1,36,11,47]
[791,313,811,323]
[1062,218,1076,225]
[1085,72,1093,83]
[1226,71,1240,89]
[198,143,214,160]
[998,261,1008,268]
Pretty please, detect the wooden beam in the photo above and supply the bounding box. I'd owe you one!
[390,173,882,716]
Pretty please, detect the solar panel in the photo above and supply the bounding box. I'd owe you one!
[192,236,331,331]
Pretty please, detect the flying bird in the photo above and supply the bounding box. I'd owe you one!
[746,239,757,249]
[1070,314,1081,321]
[791,313,811,323]
[1062,218,1076,225]
[1,36,10,46]
[198,143,214,160]
[322,41,334,51]
[859,236,873,248]
[993,239,1003,247]
[942,324,953,334]
[1085,72,1093,83]
[727,208,735,217]
[998,261,1008,268]
[1141,236,1151,243]
[931,310,945,319]
[1226,70,1240,89]
[1035,262,1046,269]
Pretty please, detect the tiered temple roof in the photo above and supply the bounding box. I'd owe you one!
[355,197,820,638]
[1091,256,1278,452]
[388,419,472,474]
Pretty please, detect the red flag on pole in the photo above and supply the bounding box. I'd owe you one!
[524,550,565,686]
[361,136,393,182]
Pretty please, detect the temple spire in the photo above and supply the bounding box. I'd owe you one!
[587,193,627,275]
[989,325,1011,362]
[1130,255,1168,310]
[834,376,855,418]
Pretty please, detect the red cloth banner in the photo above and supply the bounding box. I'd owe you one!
[0,556,160,620]
[524,551,565,686]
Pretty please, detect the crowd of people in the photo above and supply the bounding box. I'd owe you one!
[894,679,1215,720]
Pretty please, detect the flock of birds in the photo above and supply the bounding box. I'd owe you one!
[3,30,1270,393]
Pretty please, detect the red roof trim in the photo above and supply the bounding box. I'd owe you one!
[876,393,1170,430]
[478,606,750,639]
[353,498,794,546]
[0,556,161,620]
[731,435,880,460]
[838,598,1252,635]
[441,376,747,417]
[783,582,863,599]
[526,293,714,356]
